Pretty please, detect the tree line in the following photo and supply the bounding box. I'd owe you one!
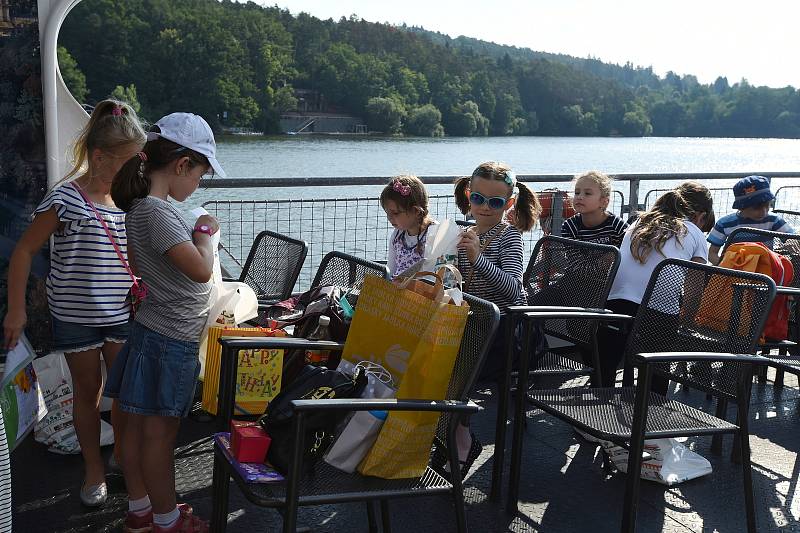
[59,0,800,138]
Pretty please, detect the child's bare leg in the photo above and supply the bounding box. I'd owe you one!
[101,340,127,464]
[64,348,105,486]
[141,415,181,513]
[121,412,147,499]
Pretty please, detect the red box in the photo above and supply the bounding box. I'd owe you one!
[230,421,271,463]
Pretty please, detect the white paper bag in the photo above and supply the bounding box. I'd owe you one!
[602,438,712,485]
[324,361,396,473]
[422,219,462,275]
[33,352,114,454]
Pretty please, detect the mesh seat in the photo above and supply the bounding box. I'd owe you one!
[506,259,776,533]
[491,235,620,499]
[211,293,500,533]
[722,227,800,384]
[238,230,307,303]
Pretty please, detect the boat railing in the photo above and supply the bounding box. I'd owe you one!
[200,172,800,291]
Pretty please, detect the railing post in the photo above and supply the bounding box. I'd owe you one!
[627,177,642,218]
[552,193,564,236]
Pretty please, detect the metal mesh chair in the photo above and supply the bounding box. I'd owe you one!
[311,250,390,289]
[507,259,776,533]
[210,293,500,533]
[722,227,800,385]
[237,230,307,304]
[490,235,621,499]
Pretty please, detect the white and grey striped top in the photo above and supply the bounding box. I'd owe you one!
[34,184,132,326]
[126,196,211,342]
[458,222,526,315]
[0,402,11,533]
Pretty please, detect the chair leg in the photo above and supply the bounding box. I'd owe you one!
[366,501,379,533]
[711,398,727,455]
[506,320,532,514]
[621,437,645,533]
[774,368,785,388]
[211,448,230,533]
[739,430,757,532]
[380,500,392,533]
[491,317,516,502]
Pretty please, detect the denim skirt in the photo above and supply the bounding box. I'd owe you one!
[104,321,200,418]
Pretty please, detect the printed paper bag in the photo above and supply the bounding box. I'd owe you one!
[202,327,286,415]
[342,275,469,479]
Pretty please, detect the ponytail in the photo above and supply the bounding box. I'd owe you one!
[454,176,471,215]
[111,125,210,212]
[511,181,540,233]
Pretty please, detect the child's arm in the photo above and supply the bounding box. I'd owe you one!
[460,229,524,301]
[165,215,218,283]
[386,229,398,278]
[708,244,722,265]
[3,208,61,348]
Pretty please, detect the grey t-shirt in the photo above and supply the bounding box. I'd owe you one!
[127,196,210,342]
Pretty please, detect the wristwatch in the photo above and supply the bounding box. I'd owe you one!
[193,224,214,236]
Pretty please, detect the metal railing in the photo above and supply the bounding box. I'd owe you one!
[201,172,800,292]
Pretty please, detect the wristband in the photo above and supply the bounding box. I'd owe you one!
[193,224,214,237]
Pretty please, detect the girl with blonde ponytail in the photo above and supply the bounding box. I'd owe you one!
[3,99,146,506]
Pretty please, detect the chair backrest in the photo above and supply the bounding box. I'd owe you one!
[523,235,621,345]
[435,293,500,441]
[627,258,776,400]
[239,230,308,302]
[311,251,389,290]
[724,227,800,289]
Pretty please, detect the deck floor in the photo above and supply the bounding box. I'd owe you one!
[11,369,800,533]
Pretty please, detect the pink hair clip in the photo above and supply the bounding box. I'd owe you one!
[137,152,147,161]
[392,181,411,196]
[112,105,123,116]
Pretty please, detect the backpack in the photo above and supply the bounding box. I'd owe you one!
[697,242,793,341]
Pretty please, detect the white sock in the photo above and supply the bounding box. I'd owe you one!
[129,495,151,516]
[153,507,180,528]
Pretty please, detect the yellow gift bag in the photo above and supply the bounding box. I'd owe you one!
[342,275,469,479]
[201,326,286,415]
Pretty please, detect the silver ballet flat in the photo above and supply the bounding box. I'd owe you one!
[79,481,108,507]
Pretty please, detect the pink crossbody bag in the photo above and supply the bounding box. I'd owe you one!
[72,183,148,315]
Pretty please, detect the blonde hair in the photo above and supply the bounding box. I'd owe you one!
[61,99,146,185]
[454,161,542,233]
[573,170,613,198]
[630,181,714,263]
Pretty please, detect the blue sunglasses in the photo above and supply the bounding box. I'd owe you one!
[469,191,509,210]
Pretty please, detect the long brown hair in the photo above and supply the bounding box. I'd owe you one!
[630,180,714,263]
[111,125,209,212]
[380,175,431,227]
[60,99,146,185]
[454,161,541,232]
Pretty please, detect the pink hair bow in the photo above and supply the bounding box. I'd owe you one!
[112,105,123,116]
[392,181,411,196]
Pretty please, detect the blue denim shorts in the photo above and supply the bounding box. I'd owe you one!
[51,316,130,353]
[104,322,200,418]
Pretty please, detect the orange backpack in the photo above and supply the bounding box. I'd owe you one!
[697,242,793,341]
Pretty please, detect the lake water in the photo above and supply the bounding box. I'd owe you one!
[192,135,800,205]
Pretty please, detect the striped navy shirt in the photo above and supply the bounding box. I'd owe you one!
[707,212,793,247]
[35,184,132,326]
[458,222,526,315]
[561,213,628,248]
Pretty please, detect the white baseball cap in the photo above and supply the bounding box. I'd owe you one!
[147,112,226,178]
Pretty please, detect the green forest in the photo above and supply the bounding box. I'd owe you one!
[59,0,800,138]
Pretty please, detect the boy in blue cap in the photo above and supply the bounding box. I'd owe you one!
[707,175,793,264]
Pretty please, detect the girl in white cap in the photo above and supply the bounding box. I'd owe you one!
[108,112,224,533]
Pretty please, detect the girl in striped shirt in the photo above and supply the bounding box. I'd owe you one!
[446,161,541,477]
[3,100,146,507]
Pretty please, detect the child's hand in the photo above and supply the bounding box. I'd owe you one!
[195,214,220,235]
[3,309,26,349]
[457,229,481,263]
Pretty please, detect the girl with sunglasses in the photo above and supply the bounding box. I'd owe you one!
[437,161,540,478]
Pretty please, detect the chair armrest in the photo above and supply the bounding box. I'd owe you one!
[219,336,345,351]
[633,351,766,365]
[776,286,800,297]
[507,305,614,315]
[222,276,238,283]
[522,311,634,322]
[290,398,481,414]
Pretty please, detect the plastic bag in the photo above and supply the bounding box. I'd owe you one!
[33,352,114,454]
[324,361,396,473]
[422,219,462,287]
[602,438,712,485]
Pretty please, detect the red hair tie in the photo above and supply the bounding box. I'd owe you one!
[137,152,147,161]
[111,105,123,116]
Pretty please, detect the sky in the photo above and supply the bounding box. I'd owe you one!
[268,0,799,89]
